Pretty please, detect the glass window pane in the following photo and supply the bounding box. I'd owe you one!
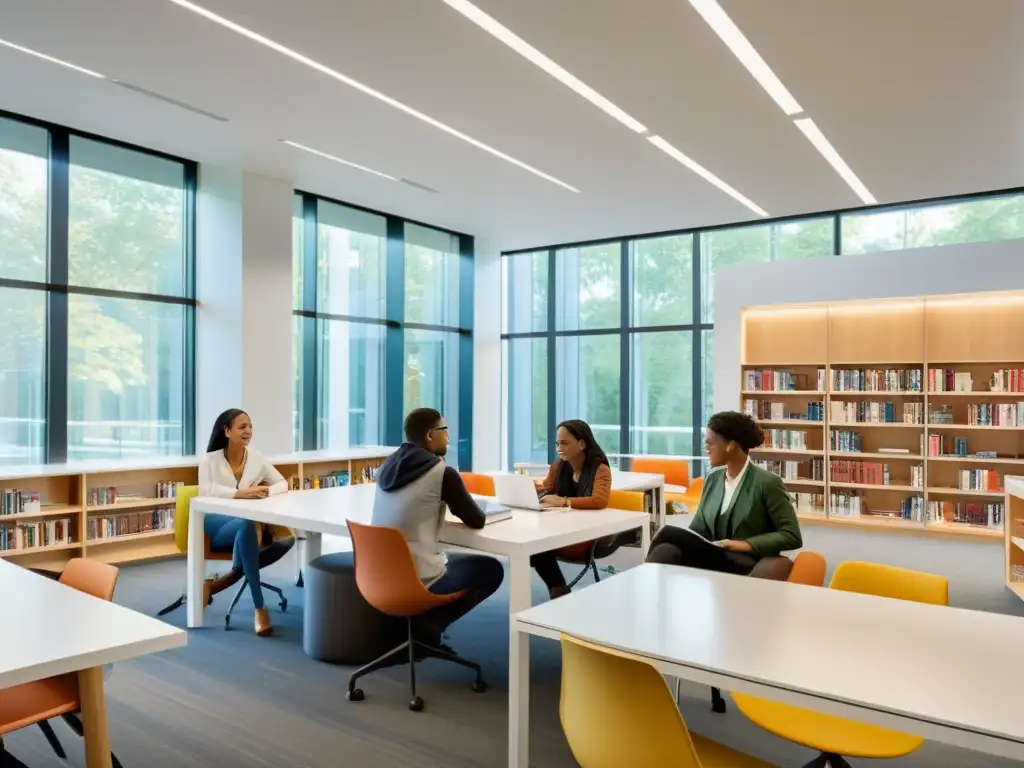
[0,287,45,464]
[631,235,693,327]
[841,195,1024,255]
[630,332,692,455]
[405,329,460,441]
[67,296,185,460]
[293,194,304,311]
[292,314,305,451]
[0,117,47,282]
[702,329,714,431]
[405,223,460,327]
[318,320,385,448]
[68,137,186,296]
[506,337,547,464]
[317,200,387,318]
[503,251,548,333]
[700,218,833,321]
[555,243,621,331]
[555,334,619,453]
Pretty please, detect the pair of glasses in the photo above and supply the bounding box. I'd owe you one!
[430,426,449,434]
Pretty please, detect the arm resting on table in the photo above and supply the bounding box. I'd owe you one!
[442,467,486,529]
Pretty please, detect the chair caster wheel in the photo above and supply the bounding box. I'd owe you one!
[471,679,487,693]
[346,688,364,702]
[409,696,425,712]
[279,599,288,612]
[711,699,727,714]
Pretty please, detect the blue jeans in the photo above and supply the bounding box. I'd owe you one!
[422,553,504,641]
[205,514,264,609]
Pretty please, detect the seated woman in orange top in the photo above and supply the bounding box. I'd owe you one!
[531,419,612,599]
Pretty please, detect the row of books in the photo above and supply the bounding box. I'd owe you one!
[1,489,42,517]
[926,434,970,456]
[828,493,924,521]
[956,469,1003,492]
[760,429,809,450]
[929,369,973,393]
[86,508,174,540]
[829,401,923,425]
[757,459,824,481]
[86,482,179,506]
[743,368,825,392]
[830,460,893,486]
[987,369,1024,393]
[927,500,1003,528]
[291,471,350,490]
[966,403,1024,427]
[743,400,824,421]
[0,518,73,551]
[792,492,825,514]
[830,368,922,392]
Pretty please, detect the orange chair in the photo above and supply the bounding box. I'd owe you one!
[0,559,123,768]
[632,457,690,488]
[670,476,704,514]
[345,521,487,712]
[460,472,496,496]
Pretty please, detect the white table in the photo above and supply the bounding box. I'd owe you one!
[0,560,185,768]
[509,563,1024,767]
[187,484,650,629]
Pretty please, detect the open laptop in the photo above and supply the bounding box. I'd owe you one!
[492,473,543,511]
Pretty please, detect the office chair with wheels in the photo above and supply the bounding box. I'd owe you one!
[345,521,487,712]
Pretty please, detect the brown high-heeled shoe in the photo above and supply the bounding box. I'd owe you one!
[254,606,273,637]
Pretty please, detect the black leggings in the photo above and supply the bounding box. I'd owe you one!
[530,551,567,590]
[645,526,756,575]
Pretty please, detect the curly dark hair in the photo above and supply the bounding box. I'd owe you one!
[707,411,764,452]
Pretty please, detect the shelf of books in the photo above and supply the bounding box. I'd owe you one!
[0,448,392,571]
[742,293,1024,541]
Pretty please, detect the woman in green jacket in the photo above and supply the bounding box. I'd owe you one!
[646,411,802,574]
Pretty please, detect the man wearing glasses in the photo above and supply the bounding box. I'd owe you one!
[372,407,504,650]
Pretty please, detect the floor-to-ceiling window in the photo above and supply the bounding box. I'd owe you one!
[292,193,474,467]
[503,188,1024,470]
[0,112,196,465]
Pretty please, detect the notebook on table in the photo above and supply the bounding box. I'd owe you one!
[476,498,513,524]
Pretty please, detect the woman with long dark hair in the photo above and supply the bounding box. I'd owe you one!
[530,419,612,599]
[198,408,288,636]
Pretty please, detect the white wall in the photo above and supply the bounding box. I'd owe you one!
[473,238,503,470]
[196,168,294,454]
[713,237,1024,413]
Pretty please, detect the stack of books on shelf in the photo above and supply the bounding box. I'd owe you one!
[295,470,351,490]
[927,435,970,456]
[1,489,42,517]
[0,518,72,551]
[929,369,973,392]
[756,458,824,481]
[760,429,809,450]
[828,493,923,521]
[927,500,1003,528]
[830,492,862,518]
[743,368,825,392]
[743,400,824,421]
[830,368,922,392]
[791,492,825,514]
[356,463,382,483]
[86,482,179,506]
[956,469,1003,492]
[988,368,1024,392]
[966,403,1024,426]
[830,460,892,486]
[929,404,954,425]
[87,508,174,540]
[829,400,923,424]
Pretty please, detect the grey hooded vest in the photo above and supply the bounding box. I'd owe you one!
[370,461,447,582]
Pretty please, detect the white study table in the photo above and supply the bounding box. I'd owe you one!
[0,560,186,768]
[186,484,650,629]
[509,563,1024,768]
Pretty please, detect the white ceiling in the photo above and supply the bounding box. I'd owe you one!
[0,0,1021,251]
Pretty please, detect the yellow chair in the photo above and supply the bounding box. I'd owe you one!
[560,634,775,768]
[158,485,294,628]
[731,562,949,768]
[669,476,704,514]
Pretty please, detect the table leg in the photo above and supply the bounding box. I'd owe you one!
[640,513,651,558]
[303,531,322,569]
[508,552,531,768]
[186,508,206,629]
[655,484,666,531]
[77,666,112,768]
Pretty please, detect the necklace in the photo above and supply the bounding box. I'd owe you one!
[228,447,247,477]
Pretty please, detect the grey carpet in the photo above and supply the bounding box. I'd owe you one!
[4,521,1023,767]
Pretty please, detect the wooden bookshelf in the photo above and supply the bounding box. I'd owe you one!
[742,292,1024,541]
[0,447,393,571]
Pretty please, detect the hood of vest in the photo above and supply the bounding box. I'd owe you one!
[376,443,443,492]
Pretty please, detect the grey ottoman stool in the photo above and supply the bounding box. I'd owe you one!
[303,551,406,664]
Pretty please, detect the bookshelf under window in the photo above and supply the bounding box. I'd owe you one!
[741,292,1024,540]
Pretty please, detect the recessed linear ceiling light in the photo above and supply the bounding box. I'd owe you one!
[687,0,801,117]
[793,118,876,205]
[282,140,397,181]
[166,0,578,193]
[0,38,104,78]
[647,135,768,217]
[441,0,646,134]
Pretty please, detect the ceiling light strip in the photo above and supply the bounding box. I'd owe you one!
[793,118,876,205]
[282,140,397,180]
[687,0,801,116]
[442,0,646,133]
[0,38,104,78]
[648,135,768,217]
[166,0,578,193]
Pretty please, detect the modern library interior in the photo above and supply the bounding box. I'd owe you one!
[4,2,1024,768]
